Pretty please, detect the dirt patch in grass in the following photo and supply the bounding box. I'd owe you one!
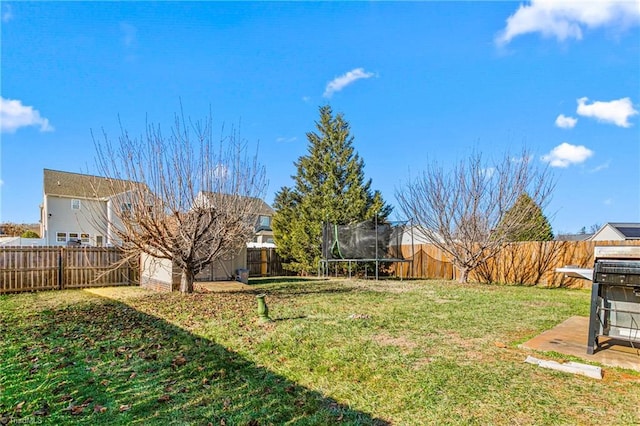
[373,333,418,352]
[345,280,426,294]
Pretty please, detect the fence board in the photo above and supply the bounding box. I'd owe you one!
[0,247,138,293]
[247,248,291,277]
[393,240,640,287]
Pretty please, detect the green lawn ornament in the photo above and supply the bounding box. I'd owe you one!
[256,294,272,323]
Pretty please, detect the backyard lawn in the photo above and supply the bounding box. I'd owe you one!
[1,279,639,425]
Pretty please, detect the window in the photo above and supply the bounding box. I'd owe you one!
[69,233,79,240]
[258,215,271,229]
[81,233,90,244]
[71,199,81,210]
[121,203,132,218]
[96,236,103,247]
[56,232,67,242]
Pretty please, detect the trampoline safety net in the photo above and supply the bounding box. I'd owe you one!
[322,220,407,260]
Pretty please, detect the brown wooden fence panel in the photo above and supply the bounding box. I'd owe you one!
[0,247,59,293]
[0,247,138,293]
[393,240,640,286]
[63,247,138,288]
[247,248,291,277]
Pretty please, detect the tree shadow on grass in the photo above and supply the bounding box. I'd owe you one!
[0,294,389,425]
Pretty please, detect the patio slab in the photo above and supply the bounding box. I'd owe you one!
[521,316,640,372]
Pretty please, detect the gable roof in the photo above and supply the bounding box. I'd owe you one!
[605,222,640,239]
[197,191,274,216]
[43,169,142,199]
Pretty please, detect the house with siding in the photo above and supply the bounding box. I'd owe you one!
[140,191,274,291]
[591,223,640,241]
[40,169,144,246]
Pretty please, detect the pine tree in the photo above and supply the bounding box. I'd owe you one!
[273,105,391,273]
[500,193,554,241]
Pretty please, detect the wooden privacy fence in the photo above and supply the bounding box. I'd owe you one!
[246,248,291,277]
[0,247,139,294]
[393,240,640,287]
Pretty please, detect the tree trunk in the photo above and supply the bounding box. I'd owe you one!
[180,268,194,294]
[458,267,469,283]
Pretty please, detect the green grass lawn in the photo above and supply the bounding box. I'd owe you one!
[1,279,639,425]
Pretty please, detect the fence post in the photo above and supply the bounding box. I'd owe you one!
[57,247,64,290]
[261,248,268,277]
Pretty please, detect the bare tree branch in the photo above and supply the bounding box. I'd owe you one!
[91,109,267,293]
[396,148,554,283]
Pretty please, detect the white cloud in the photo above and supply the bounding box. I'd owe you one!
[576,97,638,127]
[323,68,374,98]
[481,167,496,179]
[555,114,577,129]
[590,161,610,173]
[276,136,297,143]
[2,4,13,23]
[541,142,593,168]
[496,0,640,45]
[0,97,54,133]
[603,198,613,206]
[120,22,137,48]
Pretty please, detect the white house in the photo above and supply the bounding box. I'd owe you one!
[193,191,275,246]
[591,223,640,241]
[140,190,271,291]
[40,169,144,246]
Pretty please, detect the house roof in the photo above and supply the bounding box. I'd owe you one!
[603,222,640,239]
[198,191,274,216]
[555,233,593,241]
[43,169,142,199]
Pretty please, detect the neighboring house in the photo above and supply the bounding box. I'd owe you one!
[555,233,593,241]
[590,223,640,241]
[40,169,144,246]
[193,191,275,246]
[252,200,275,246]
[141,190,271,291]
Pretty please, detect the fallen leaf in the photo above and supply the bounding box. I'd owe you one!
[33,402,50,417]
[100,379,109,386]
[15,401,25,413]
[119,404,131,412]
[129,372,137,380]
[172,355,187,367]
[94,405,107,413]
[157,394,171,403]
[494,341,507,348]
[69,405,84,415]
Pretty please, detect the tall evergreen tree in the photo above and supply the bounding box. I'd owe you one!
[500,193,554,241]
[273,105,392,273]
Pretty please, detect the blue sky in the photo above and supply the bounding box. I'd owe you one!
[1,1,639,234]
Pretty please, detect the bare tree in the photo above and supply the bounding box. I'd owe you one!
[396,149,554,283]
[93,110,267,293]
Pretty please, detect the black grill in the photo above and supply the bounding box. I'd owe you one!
[588,247,640,354]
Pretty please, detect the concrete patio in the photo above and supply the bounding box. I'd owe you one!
[521,316,640,372]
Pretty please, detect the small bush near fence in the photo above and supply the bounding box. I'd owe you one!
[0,247,138,294]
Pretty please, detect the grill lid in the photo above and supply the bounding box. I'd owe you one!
[594,246,640,260]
